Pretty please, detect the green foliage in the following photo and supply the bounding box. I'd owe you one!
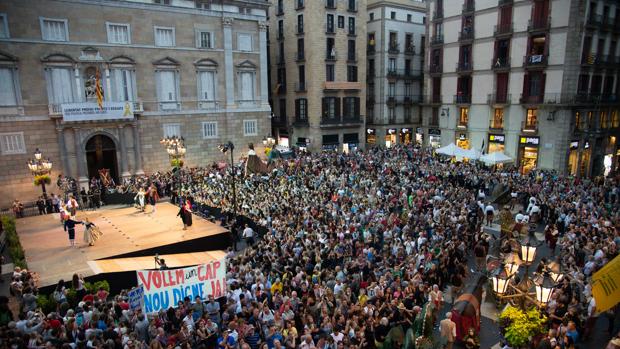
[84,280,110,293]
[170,159,184,168]
[33,175,51,186]
[36,294,57,314]
[499,305,548,348]
[1,215,27,269]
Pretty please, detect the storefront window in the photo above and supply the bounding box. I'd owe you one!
[587,111,594,129]
[429,135,441,148]
[492,108,504,129]
[459,107,469,127]
[568,141,579,176]
[612,110,619,128]
[488,134,505,153]
[574,112,582,131]
[385,129,397,148]
[456,134,469,149]
[601,111,609,129]
[366,128,376,144]
[399,128,412,145]
[525,108,537,129]
[519,136,539,174]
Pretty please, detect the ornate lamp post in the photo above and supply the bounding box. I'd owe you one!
[160,136,186,201]
[27,148,53,198]
[218,142,237,219]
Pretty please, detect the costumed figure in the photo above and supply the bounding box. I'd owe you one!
[177,199,193,230]
[64,216,82,248]
[66,195,79,218]
[245,143,273,175]
[82,218,102,246]
[147,184,160,213]
[135,187,146,212]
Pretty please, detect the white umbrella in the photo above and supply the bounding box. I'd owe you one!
[436,143,469,157]
[462,148,482,160]
[480,151,513,165]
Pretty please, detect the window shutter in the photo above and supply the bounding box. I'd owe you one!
[354,97,360,116]
[523,73,530,97]
[335,97,341,117]
[322,97,326,118]
[541,73,546,97]
[295,99,300,119]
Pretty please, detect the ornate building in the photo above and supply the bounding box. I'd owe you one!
[0,0,271,207]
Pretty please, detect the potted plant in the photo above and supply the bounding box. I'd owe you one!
[499,305,547,348]
[34,174,51,186]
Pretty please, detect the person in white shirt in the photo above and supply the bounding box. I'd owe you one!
[485,204,495,226]
[242,224,255,246]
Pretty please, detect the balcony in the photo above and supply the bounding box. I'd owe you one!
[498,0,513,4]
[519,94,544,104]
[388,42,400,54]
[296,51,305,62]
[459,29,474,42]
[325,50,337,61]
[295,0,304,10]
[158,101,182,111]
[487,93,511,105]
[276,6,284,16]
[325,0,336,9]
[272,114,286,126]
[367,95,375,105]
[489,120,504,131]
[347,53,358,62]
[523,54,548,69]
[295,82,307,92]
[367,44,376,54]
[48,103,63,116]
[456,61,473,73]
[236,100,260,108]
[521,120,538,133]
[430,35,444,46]
[321,115,363,126]
[528,17,551,32]
[429,64,443,75]
[433,11,443,21]
[326,26,335,35]
[293,117,309,126]
[602,16,615,31]
[586,14,602,28]
[454,94,472,105]
[494,23,513,37]
[387,69,423,80]
[348,28,356,37]
[403,95,423,104]
[323,81,362,90]
[422,95,442,104]
[387,96,397,106]
[404,45,415,55]
[296,24,304,35]
[492,57,511,71]
[462,2,475,14]
[197,100,221,110]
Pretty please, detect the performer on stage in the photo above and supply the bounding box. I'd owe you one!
[147,184,160,214]
[82,218,102,246]
[63,216,82,248]
[177,198,193,230]
[66,195,79,218]
[134,187,146,212]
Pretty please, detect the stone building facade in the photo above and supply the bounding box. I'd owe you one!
[0,0,271,207]
[366,0,427,148]
[422,0,620,176]
[267,0,366,152]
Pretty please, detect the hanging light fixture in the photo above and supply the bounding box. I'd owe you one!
[492,264,512,296]
[535,272,556,305]
[504,252,522,278]
[546,261,564,283]
[520,234,538,265]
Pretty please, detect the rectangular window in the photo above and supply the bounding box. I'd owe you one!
[342,97,359,118]
[388,107,395,122]
[347,66,358,82]
[0,68,18,106]
[459,107,469,126]
[243,119,258,136]
[46,67,75,104]
[348,17,355,35]
[369,13,374,21]
[348,40,356,61]
[338,15,345,29]
[297,15,304,33]
[154,0,171,4]
[238,33,253,51]
[279,99,286,120]
[391,11,396,19]
[0,13,9,39]
[156,70,178,110]
[327,14,335,33]
[202,121,218,139]
[278,20,284,39]
[388,82,395,96]
[526,108,538,128]
[492,108,504,128]
[154,26,175,47]
[106,22,130,44]
[298,65,305,84]
[326,64,335,81]
[322,97,339,119]
[0,132,25,155]
[238,71,256,102]
[198,70,216,101]
[296,98,308,120]
[404,107,412,122]
[111,69,136,102]
[197,31,213,48]
[388,58,396,71]
[40,17,68,41]
[162,123,181,138]
[407,14,412,22]
[404,83,412,96]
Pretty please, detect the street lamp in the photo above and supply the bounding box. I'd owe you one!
[262,136,275,147]
[520,233,538,265]
[491,264,511,296]
[534,272,556,306]
[218,141,237,219]
[160,136,186,202]
[27,148,53,198]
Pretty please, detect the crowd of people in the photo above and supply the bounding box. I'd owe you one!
[2,145,619,349]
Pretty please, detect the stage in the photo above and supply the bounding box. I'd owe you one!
[16,202,231,292]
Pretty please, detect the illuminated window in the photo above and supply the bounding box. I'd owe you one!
[459,107,469,126]
[492,108,504,129]
[526,108,537,128]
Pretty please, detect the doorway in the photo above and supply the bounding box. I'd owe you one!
[85,134,119,184]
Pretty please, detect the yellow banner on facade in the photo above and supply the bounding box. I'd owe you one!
[592,255,620,313]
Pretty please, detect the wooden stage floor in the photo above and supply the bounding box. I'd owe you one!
[16,202,228,288]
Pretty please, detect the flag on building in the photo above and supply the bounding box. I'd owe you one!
[95,68,104,110]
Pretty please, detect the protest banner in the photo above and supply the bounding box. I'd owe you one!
[136,258,226,313]
[592,254,620,313]
[128,285,144,311]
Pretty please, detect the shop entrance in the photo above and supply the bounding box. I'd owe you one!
[85,134,119,184]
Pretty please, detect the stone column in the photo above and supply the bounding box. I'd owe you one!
[105,66,112,101]
[56,126,70,176]
[132,124,144,175]
[118,125,131,179]
[73,127,89,189]
[223,17,235,108]
[74,68,82,102]
[258,21,269,107]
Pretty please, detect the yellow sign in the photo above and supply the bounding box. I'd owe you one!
[592,255,620,313]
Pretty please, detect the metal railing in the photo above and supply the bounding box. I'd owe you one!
[456,61,473,73]
[295,82,307,92]
[386,69,423,79]
[492,57,511,70]
[325,0,336,9]
[528,16,551,32]
[454,94,472,104]
[430,35,444,45]
[295,0,304,10]
[321,115,362,125]
[429,64,443,74]
[521,120,538,132]
[296,51,305,61]
[388,43,400,54]
[367,45,376,54]
[347,0,357,12]
[404,45,415,55]
[462,2,475,13]
[487,93,511,105]
[347,53,358,62]
[524,54,548,67]
[295,24,304,35]
[459,29,475,41]
[494,23,513,36]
